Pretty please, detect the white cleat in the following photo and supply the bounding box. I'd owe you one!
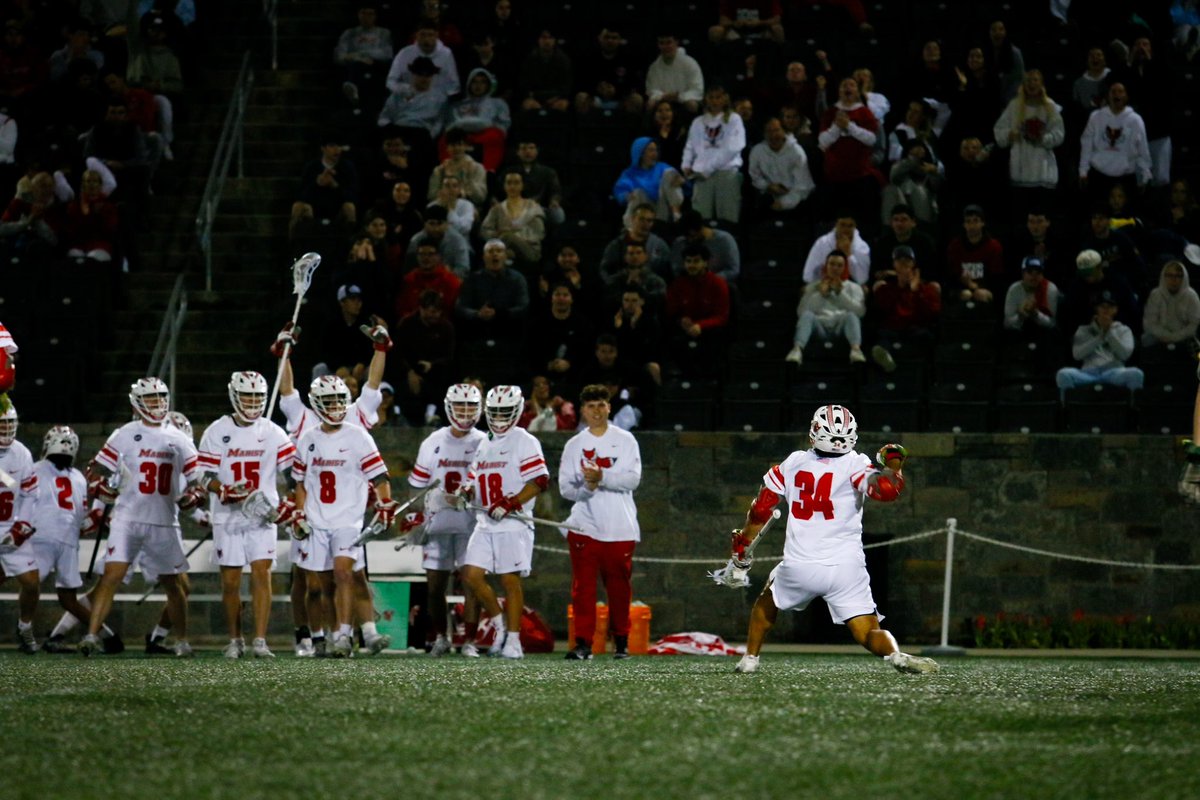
[79,633,102,657]
[487,620,508,656]
[294,638,315,658]
[252,638,275,659]
[886,651,939,675]
[460,641,480,658]
[734,654,759,673]
[430,635,451,657]
[363,632,390,655]
[174,641,195,658]
[499,634,524,660]
[331,632,354,658]
[223,639,244,659]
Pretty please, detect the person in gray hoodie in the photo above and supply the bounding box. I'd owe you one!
[1142,260,1200,349]
[444,68,510,171]
[1055,291,1144,398]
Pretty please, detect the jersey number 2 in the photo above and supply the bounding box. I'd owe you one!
[55,477,74,510]
[792,471,835,521]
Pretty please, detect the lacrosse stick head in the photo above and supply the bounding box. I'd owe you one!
[291,252,322,297]
[708,558,751,589]
[241,490,277,524]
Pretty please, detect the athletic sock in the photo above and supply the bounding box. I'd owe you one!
[150,625,170,641]
[337,623,353,637]
[294,625,311,644]
[17,619,32,632]
[361,621,378,639]
[52,613,80,638]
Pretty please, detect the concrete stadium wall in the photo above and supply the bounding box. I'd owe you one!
[7,426,1196,646]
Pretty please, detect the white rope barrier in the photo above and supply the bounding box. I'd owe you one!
[953,529,1200,571]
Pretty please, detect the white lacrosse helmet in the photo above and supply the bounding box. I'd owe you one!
[228,371,268,423]
[310,375,351,426]
[166,411,193,440]
[485,385,524,436]
[809,404,858,455]
[444,383,482,432]
[130,377,170,423]
[0,405,17,448]
[42,425,79,459]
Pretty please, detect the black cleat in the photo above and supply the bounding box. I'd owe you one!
[41,635,75,654]
[564,638,593,660]
[144,633,171,655]
[613,635,630,660]
[16,627,39,654]
[102,632,125,655]
[613,650,631,660]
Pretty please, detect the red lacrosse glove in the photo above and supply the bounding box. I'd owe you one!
[80,507,106,537]
[373,498,400,528]
[9,521,34,547]
[400,511,425,533]
[359,315,393,352]
[216,482,251,505]
[269,321,300,358]
[487,495,521,521]
[177,484,207,511]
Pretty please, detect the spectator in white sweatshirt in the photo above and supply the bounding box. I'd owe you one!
[802,215,871,285]
[386,20,460,98]
[682,85,746,224]
[645,33,704,114]
[748,117,815,214]
[1079,82,1151,200]
[1142,260,1200,349]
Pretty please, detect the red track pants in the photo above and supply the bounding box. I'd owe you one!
[568,532,636,641]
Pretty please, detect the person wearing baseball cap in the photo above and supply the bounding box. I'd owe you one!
[1003,255,1061,336]
[947,203,1004,304]
[1055,288,1144,400]
[1062,248,1140,334]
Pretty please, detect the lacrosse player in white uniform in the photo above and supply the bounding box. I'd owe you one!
[273,318,391,656]
[456,386,551,660]
[729,405,938,675]
[291,375,397,657]
[558,384,643,661]
[409,383,486,657]
[0,405,42,653]
[29,427,94,653]
[80,378,204,657]
[198,372,297,659]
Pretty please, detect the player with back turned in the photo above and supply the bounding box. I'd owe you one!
[729,405,938,675]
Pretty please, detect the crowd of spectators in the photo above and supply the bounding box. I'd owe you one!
[292,1,1200,433]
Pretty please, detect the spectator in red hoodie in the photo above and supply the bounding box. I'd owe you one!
[946,203,1005,304]
[817,77,881,230]
[394,240,461,320]
[64,169,119,262]
[870,248,941,371]
[666,242,730,378]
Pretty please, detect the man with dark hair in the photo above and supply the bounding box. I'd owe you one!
[666,243,731,377]
[405,204,470,276]
[499,139,563,224]
[395,289,456,426]
[559,384,643,660]
[600,202,671,280]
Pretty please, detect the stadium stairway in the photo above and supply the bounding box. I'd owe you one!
[88,1,347,426]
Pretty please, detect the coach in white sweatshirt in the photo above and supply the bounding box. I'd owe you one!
[1079,82,1151,188]
[558,384,642,660]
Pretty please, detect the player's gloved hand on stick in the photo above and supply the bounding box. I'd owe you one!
[9,521,34,547]
[269,321,300,358]
[191,508,211,528]
[88,475,119,504]
[216,482,251,505]
[289,509,310,540]
[273,497,299,525]
[448,485,472,512]
[373,498,400,529]
[80,507,106,536]
[177,484,207,511]
[876,443,908,472]
[359,315,393,352]
[730,528,752,568]
[488,494,521,521]
[400,511,425,533]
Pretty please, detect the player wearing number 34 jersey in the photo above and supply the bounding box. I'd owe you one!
[731,405,938,677]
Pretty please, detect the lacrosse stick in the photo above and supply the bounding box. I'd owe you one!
[355,480,441,546]
[397,501,603,549]
[265,252,321,422]
[85,468,124,579]
[240,490,278,525]
[707,507,782,589]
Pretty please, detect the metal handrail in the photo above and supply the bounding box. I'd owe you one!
[195,49,254,296]
[147,274,188,397]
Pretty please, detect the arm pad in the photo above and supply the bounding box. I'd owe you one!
[532,474,550,492]
[866,469,905,502]
[748,486,780,524]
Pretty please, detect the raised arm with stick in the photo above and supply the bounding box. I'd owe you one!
[266,252,321,422]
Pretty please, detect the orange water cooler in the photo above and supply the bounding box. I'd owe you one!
[566,601,651,654]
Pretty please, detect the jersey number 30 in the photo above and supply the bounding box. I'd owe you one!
[138,463,175,496]
[792,471,834,521]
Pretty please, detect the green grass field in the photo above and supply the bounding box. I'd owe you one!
[2,650,1199,800]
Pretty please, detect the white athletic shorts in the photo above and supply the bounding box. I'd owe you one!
[31,538,83,589]
[767,559,882,624]
[463,527,533,577]
[0,541,40,579]
[212,523,278,568]
[330,526,364,567]
[422,532,470,572]
[105,519,189,578]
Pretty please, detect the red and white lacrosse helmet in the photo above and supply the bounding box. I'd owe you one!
[166,411,193,440]
[809,404,858,455]
[130,377,170,423]
[0,404,17,448]
[444,383,482,432]
[228,371,268,424]
[485,385,523,436]
[310,375,351,426]
[42,425,79,459]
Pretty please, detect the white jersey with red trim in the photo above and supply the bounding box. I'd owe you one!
[96,421,200,526]
[763,449,875,566]
[29,460,87,544]
[293,423,388,530]
[559,424,642,542]
[280,385,381,441]
[198,415,296,526]
[410,426,486,535]
[467,428,549,535]
[0,441,37,534]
